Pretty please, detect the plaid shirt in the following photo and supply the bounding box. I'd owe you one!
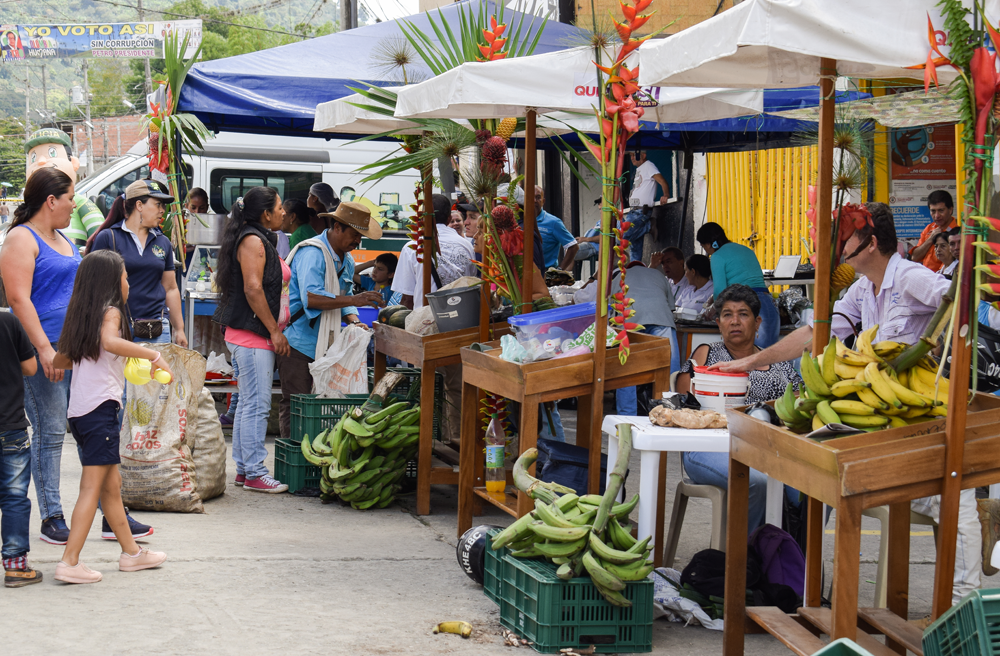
[828,253,951,345]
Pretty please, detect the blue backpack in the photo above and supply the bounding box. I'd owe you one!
[749,524,805,597]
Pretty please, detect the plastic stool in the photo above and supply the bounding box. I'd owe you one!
[862,505,937,608]
[662,476,727,569]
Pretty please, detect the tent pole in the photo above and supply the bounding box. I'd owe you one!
[521,109,537,313]
[812,58,836,354]
[804,57,836,613]
[932,146,978,618]
[422,162,434,300]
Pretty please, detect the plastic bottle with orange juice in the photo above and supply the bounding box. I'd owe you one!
[484,413,506,494]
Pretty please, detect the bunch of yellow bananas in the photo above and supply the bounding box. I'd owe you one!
[773,325,949,434]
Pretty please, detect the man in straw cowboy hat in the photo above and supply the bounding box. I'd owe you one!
[277,201,385,442]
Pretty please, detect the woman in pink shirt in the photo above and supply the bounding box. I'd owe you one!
[213,187,291,493]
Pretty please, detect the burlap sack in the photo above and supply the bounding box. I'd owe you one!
[189,387,227,502]
[120,344,206,513]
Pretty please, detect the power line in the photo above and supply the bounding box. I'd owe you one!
[87,0,316,39]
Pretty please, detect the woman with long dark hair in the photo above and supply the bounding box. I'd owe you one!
[0,167,80,545]
[213,187,291,493]
[86,180,187,348]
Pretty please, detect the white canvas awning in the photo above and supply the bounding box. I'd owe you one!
[392,46,762,122]
[314,88,425,135]
[637,0,971,88]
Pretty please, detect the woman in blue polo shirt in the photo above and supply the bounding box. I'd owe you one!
[87,180,187,348]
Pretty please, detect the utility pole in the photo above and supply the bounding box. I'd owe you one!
[23,67,30,139]
[41,65,48,115]
[83,61,94,176]
[339,0,357,30]
[138,0,152,96]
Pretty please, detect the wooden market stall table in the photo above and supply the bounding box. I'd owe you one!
[601,415,785,568]
[722,393,1000,656]
[675,322,797,362]
[371,321,510,516]
[456,332,672,537]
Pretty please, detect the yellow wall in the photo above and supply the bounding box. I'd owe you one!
[575,0,731,36]
[705,146,819,270]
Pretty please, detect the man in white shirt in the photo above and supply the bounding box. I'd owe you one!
[623,151,670,263]
[392,194,477,309]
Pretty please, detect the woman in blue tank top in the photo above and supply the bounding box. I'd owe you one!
[696,222,780,348]
[0,168,80,546]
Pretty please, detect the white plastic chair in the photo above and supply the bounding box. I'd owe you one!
[861,506,937,608]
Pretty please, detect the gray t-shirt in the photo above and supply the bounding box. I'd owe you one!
[611,266,676,330]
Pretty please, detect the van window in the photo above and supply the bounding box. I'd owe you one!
[96,163,151,208]
[210,169,322,213]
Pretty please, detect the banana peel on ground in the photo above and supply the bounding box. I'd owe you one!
[432,621,472,638]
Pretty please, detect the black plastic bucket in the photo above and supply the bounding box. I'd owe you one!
[425,285,481,332]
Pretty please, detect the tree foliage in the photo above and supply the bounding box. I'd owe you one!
[0,117,27,191]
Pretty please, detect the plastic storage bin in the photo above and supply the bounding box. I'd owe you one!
[342,306,378,327]
[923,589,1000,656]
[484,528,507,605]
[273,438,321,494]
[507,302,596,362]
[289,394,368,442]
[814,639,875,656]
[497,553,653,653]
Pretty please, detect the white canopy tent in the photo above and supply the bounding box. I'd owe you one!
[314,87,424,135]
[636,0,966,88]
[392,45,763,122]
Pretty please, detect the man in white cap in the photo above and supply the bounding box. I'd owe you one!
[277,201,385,441]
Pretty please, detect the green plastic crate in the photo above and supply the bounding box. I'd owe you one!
[273,438,320,494]
[815,639,874,656]
[484,529,507,605]
[289,394,368,442]
[924,589,1000,656]
[497,554,653,654]
[368,367,444,441]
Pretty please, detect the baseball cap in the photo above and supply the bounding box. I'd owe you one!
[125,179,175,203]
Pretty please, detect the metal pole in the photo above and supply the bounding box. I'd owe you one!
[23,67,30,139]
[138,0,152,96]
[520,109,537,312]
[41,64,47,115]
[83,61,94,176]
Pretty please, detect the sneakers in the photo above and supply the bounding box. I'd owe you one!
[40,514,70,545]
[101,509,153,540]
[119,547,167,572]
[979,499,1000,575]
[219,413,234,426]
[54,561,102,584]
[235,474,246,487]
[243,474,288,494]
[4,561,42,588]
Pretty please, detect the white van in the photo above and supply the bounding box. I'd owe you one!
[76,131,417,229]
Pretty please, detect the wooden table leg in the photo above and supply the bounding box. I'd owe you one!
[804,496,824,608]
[885,501,911,654]
[575,393,592,451]
[415,360,437,516]
[653,452,668,568]
[457,381,479,537]
[517,396,540,518]
[374,345,387,383]
[723,456,750,656]
[831,496,862,641]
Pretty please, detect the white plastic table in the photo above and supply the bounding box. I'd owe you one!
[602,415,784,555]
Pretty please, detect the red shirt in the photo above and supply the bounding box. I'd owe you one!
[912,219,957,272]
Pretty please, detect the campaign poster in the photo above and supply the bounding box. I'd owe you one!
[888,123,957,239]
[0,21,201,61]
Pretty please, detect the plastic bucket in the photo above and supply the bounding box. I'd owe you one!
[691,366,749,412]
[425,286,481,332]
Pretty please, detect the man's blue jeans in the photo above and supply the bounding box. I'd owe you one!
[622,207,652,263]
[227,343,275,479]
[615,325,679,416]
[23,345,70,521]
[0,429,32,559]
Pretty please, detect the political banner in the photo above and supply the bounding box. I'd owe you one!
[888,122,957,239]
[0,20,201,61]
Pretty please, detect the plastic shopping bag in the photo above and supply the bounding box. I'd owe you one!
[205,350,233,376]
[309,324,371,398]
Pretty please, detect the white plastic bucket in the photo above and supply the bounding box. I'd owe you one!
[691,366,749,413]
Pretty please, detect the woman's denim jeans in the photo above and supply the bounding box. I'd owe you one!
[23,344,70,521]
[227,343,275,479]
[0,429,32,558]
